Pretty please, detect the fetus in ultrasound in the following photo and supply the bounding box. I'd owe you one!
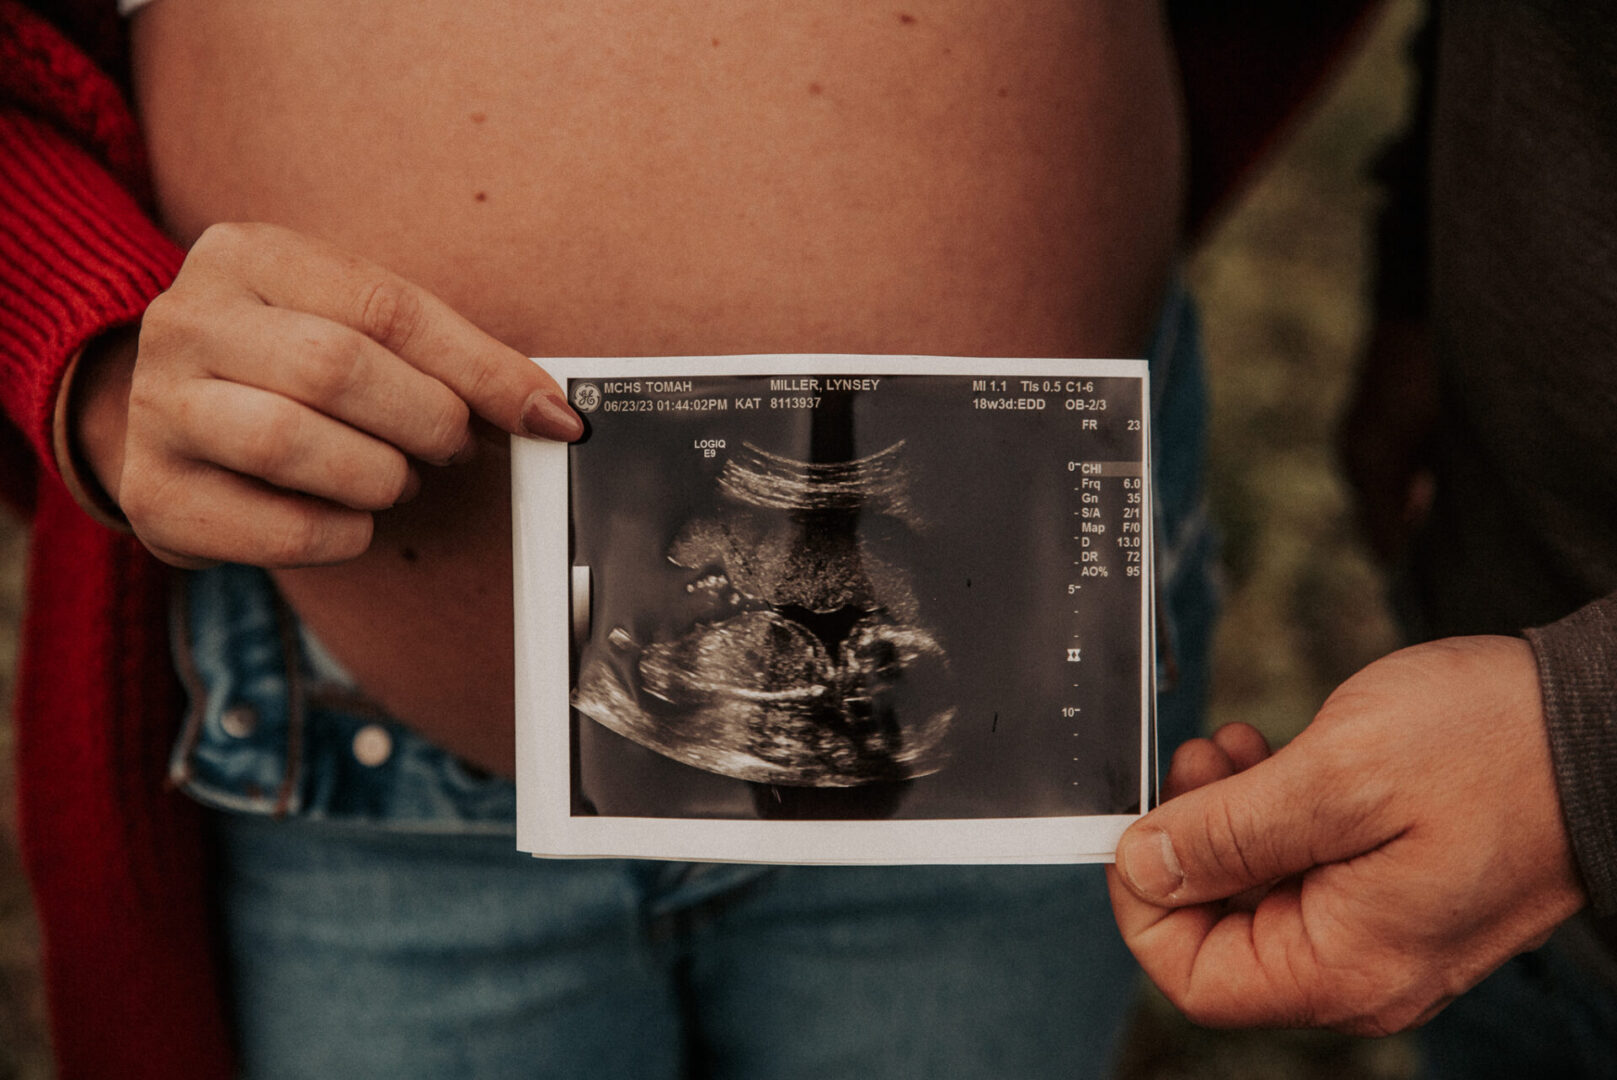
[574,441,955,787]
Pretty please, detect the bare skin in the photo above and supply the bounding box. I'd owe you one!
[77,0,1186,776]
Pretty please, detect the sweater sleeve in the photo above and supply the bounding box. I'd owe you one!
[1525,594,1617,916]
[0,0,183,515]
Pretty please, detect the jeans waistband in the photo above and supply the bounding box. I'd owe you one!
[169,563,517,832]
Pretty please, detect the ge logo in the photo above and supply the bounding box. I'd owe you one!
[571,383,602,413]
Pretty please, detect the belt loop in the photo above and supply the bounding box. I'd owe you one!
[270,585,307,817]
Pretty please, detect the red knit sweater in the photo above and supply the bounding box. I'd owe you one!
[0,2,1372,1075]
[1,3,233,1077]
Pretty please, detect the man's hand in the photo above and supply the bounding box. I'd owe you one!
[1108,636,1586,1036]
[73,221,583,568]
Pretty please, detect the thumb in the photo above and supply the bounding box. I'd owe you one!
[1114,741,1395,906]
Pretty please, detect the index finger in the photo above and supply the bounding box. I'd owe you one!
[1106,870,1319,1030]
[189,222,583,441]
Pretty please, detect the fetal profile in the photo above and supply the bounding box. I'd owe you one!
[575,439,956,790]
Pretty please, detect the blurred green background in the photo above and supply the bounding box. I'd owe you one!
[0,2,1421,1075]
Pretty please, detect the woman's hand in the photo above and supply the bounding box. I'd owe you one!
[71,221,581,568]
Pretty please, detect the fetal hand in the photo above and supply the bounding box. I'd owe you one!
[81,221,582,568]
[1108,636,1586,1036]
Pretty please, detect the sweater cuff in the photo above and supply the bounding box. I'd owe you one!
[1525,594,1617,916]
[50,344,133,532]
[0,107,183,484]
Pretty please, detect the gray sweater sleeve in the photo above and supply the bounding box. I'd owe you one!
[1525,594,1617,915]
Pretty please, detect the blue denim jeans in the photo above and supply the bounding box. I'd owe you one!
[171,286,1216,1080]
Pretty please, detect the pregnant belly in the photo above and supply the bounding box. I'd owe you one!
[130,0,1185,776]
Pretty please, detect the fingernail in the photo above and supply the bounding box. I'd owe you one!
[448,431,478,466]
[522,391,585,442]
[396,468,422,505]
[1118,828,1184,901]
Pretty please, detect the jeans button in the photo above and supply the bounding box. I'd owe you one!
[220,703,259,739]
[353,723,394,767]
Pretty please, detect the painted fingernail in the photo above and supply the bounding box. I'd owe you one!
[1118,827,1184,901]
[522,391,585,442]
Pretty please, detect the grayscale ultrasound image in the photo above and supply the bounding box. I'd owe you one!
[564,373,1146,822]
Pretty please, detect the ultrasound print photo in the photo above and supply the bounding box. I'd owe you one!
[517,360,1151,859]
[574,435,956,815]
